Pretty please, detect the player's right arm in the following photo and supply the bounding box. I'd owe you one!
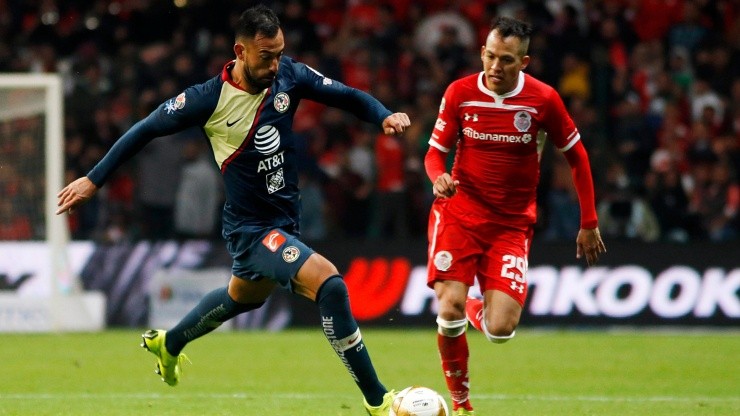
[425,84,460,198]
[56,80,218,215]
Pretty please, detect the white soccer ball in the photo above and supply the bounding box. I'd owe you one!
[390,386,449,416]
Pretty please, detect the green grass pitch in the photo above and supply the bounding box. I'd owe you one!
[1,328,738,415]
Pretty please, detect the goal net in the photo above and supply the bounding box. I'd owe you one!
[0,74,105,331]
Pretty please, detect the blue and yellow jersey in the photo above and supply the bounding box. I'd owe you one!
[87,57,392,233]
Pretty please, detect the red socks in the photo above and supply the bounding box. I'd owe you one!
[465,296,484,332]
[437,332,474,411]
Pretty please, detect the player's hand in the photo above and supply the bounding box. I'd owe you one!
[432,173,459,198]
[56,176,98,215]
[382,112,411,135]
[576,227,606,266]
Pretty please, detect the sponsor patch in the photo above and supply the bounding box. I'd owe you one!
[434,118,447,131]
[254,125,281,155]
[266,168,285,193]
[164,92,187,114]
[282,246,300,263]
[262,230,286,252]
[513,110,531,132]
[433,250,453,271]
[274,92,290,113]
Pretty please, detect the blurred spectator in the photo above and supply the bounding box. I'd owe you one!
[134,132,184,240]
[597,161,661,242]
[541,155,581,241]
[0,199,32,240]
[174,138,222,240]
[372,131,408,239]
[644,150,697,242]
[691,160,739,241]
[667,0,710,54]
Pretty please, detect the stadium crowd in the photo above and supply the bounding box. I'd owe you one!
[0,0,738,243]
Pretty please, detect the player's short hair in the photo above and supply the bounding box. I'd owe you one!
[235,4,281,40]
[489,16,532,55]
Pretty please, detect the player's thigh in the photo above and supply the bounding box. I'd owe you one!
[477,225,533,308]
[483,289,522,334]
[228,275,277,304]
[292,252,339,301]
[230,228,315,293]
[427,206,480,290]
[433,279,470,321]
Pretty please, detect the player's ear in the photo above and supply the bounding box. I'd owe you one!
[520,55,530,70]
[234,42,246,61]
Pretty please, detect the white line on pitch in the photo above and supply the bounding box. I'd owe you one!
[0,392,737,403]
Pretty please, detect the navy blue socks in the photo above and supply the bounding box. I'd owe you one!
[316,275,387,406]
[165,287,262,355]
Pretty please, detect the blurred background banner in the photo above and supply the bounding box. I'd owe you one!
[2,240,735,328]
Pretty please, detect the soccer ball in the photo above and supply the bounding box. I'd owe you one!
[390,386,449,416]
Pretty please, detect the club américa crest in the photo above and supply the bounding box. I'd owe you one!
[274,92,290,113]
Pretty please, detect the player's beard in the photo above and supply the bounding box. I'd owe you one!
[244,65,275,91]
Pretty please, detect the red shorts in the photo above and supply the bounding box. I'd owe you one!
[427,201,534,306]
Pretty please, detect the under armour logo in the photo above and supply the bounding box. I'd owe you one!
[510,281,525,294]
[464,113,478,122]
[445,370,463,378]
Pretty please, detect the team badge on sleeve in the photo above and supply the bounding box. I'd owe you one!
[274,92,290,113]
[164,92,187,114]
[282,246,300,263]
[514,111,532,132]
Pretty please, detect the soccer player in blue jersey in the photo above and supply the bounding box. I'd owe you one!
[56,5,409,415]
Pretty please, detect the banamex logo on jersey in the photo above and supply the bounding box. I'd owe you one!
[254,125,281,155]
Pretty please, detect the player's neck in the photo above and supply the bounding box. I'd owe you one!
[230,62,262,94]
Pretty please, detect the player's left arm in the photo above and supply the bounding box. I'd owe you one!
[293,60,409,134]
[544,90,606,265]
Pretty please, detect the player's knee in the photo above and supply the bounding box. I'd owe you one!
[316,275,348,304]
[482,319,517,344]
[436,317,467,337]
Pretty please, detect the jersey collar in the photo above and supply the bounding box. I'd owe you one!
[222,60,249,92]
[477,71,525,100]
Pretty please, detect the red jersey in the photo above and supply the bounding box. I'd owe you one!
[429,71,581,228]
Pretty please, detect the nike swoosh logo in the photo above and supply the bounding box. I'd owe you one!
[226,116,244,127]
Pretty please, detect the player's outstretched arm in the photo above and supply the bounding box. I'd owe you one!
[56,176,98,215]
[382,112,411,135]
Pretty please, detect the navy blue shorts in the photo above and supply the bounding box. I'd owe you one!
[224,226,314,291]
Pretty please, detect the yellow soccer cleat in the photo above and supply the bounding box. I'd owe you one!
[456,409,476,415]
[140,329,190,386]
[363,390,397,416]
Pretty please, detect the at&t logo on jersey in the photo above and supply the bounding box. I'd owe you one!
[254,125,281,155]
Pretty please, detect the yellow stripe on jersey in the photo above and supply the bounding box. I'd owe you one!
[203,82,267,168]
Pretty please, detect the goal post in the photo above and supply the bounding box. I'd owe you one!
[0,73,105,332]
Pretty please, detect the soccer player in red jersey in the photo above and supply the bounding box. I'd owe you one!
[425,17,607,415]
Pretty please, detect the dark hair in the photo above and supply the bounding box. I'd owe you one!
[489,16,532,56]
[235,4,281,40]
[490,16,532,41]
